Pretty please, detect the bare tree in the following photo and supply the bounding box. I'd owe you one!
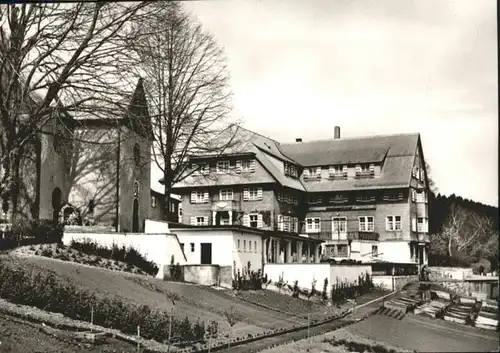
[440,203,496,258]
[0,2,148,223]
[127,2,240,218]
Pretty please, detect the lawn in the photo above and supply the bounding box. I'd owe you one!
[0,313,137,353]
[2,255,318,340]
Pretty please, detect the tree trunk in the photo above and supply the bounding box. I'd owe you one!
[163,171,172,222]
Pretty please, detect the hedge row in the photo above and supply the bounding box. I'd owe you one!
[0,258,210,345]
[69,239,159,276]
[0,220,63,251]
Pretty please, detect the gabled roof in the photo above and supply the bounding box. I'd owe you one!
[169,129,422,193]
[282,133,420,192]
[279,133,418,166]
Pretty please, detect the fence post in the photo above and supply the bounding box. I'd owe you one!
[137,325,140,352]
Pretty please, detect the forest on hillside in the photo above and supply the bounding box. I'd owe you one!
[428,192,499,272]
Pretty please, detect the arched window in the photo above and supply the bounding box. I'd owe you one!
[133,143,140,166]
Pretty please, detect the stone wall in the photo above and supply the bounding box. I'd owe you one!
[62,228,185,279]
[372,275,419,291]
[428,266,473,280]
[163,264,232,288]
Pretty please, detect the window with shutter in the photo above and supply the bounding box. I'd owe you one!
[355,165,361,175]
[243,188,250,201]
[305,218,321,233]
[249,159,256,172]
[249,214,258,228]
[236,160,242,173]
[242,214,250,227]
[257,214,263,228]
[342,165,348,177]
[203,191,209,203]
[278,215,284,231]
[190,216,196,225]
[411,189,416,202]
[257,188,263,200]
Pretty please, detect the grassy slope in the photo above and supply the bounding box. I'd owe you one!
[0,313,136,353]
[8,256,314,338]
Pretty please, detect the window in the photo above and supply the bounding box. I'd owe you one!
[411,217,417,232]
[220,214,231,225]
[305,218,321,233]
[191,191,209,203]
[243,240,246,251]
[249,214,258,228]
[241,160,255,172]
[411,189,417,202]
[249,241,252,251]
[195,216,206,226]
[358,216,374,232]
[190,243,195,252]
[169,202,175,213]
[254,241,257,252]
[417,218,428,233]
[180,243,185,253]
[151,196,157,208]
[303,169,310,179]
[243,187,262,201]
[330,194,348,204]
[133,143,141,166]
[416,191,427,203]
[193,163,210,175]
[219,188,233,201]
[383,191,404,201]
[332,217,347,237]
[284,163,298,177]
[328,165,345,178]
[386,216,402,231]
[307,195,323,205]
[356,194,375,203]
[372,245,378,257]
[355,164,375,178]
[237,239,240,250]
[216,160,230,173]
[337,244,348,257]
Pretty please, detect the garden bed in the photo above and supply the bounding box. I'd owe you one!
[10,243,151,276]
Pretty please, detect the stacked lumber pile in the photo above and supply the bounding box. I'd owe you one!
[443,302,474,325]
[431,290,452,301]
[475,300,498,331]
[414,300,450,319]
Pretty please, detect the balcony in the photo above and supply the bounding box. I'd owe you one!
[418,233,430,243]
[347,231,379,241]
[328,174,347,180]
[354,171,375,179]
[211,199,241,212]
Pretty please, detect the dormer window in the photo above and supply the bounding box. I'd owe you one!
[355,194,375,203]
[192,162,209,175]
[307,195,323,205]
[355,164,375,179]
[329,193,348,204]
[216,160,230,173]
[329,165,347,180]
[284,163,298,177]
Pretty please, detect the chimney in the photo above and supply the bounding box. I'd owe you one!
[334,126,340,139]
[295,138,302,143]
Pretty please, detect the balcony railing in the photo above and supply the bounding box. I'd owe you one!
[305,230,379,242]
[347,231,379,241]
[355,171,375,179]
[418,233,430,242]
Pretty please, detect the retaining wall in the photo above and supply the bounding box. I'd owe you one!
[372,275,419,291]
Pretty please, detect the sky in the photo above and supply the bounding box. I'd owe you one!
[155,0,498,206]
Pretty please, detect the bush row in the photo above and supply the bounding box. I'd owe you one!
[0,220,63,251]
[0,258,216,346]
[69,239,159,276]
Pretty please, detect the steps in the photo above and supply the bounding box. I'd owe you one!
[374,306,406,320]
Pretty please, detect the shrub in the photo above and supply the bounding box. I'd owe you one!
[69,239,159,276]
[0,258,205,345]
[169,255,183,281]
